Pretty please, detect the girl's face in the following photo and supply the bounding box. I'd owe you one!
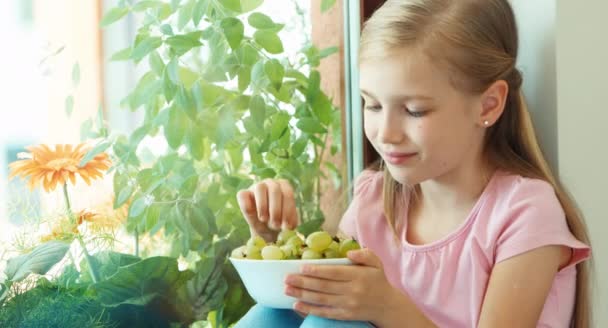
[359,50,486,185]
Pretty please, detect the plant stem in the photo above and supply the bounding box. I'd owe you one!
[62,184,73,224]
[134,227,139,257]
[316,133,329,208]
[62,183,100,283]
[76,235,100,283]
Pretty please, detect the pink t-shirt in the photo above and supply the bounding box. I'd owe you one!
[339,169,591,328]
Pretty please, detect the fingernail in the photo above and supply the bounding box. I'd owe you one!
[284,275,293,283]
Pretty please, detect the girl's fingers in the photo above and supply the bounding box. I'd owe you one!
[266,180,283,230]
[237,190,258,227]
[252,182,269,223]
[285,275,351,295]
[278,179,298,229]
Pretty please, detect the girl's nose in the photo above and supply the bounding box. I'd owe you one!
[378,111,404,145]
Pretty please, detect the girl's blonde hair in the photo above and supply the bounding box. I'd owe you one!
[359,1,592,327]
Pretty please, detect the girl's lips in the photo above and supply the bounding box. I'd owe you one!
[384,152,417,165]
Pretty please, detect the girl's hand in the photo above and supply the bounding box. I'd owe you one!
[236,179,299,242]
[284,248,410,326]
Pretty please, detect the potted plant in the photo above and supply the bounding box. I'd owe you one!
[0,0,342,327]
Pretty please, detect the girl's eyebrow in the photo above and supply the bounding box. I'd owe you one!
[360,89,434,101]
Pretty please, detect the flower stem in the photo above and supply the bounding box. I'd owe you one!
[62,183,100,283]
[62,184,73,224]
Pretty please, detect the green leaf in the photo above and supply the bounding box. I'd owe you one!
[228,146,244,171]
[165,105,189,148]
[264,59,284,91]
[312,92,333,126]
[219,0,263,13]
[5,241,70,282]
[199,81,226,106]
[129,124,150,147]
[133,0,163,11]
[253,30,283,54]
[145,204,162,232]
[166,31,203,56]
[167,57,180,84]
[248,140,264,166]
[129,71,162,109]
[297,218,324,236]
[249,95,265,129]
[84,252,141,283]
[149,51,165,77]
[187,125,208,161]
[297,117,327,134]
[192,0,208,26]
[175,258,227,320]
[155,3,172,21]
[237,66,251,92]
[220,18,244,50]
[291,136,308,158]
[80,139,112,166]
[72,62,80,87]
[163,66,177,101]
[100,7,129,27]
[321,0,336,13]
[176,86,196,120]
[110,47,132,61]
[307,70,321,103]
[248,12,275,29]
[270,112,290,140]
[250,60,265,86]
[177,0,195,30]
[115,184,134,208]
[160,24,174,35]
[252,167,275,179]
[318,46,338,59]
[65,95,74,117]
[216,108,236,149]
[89,256,194,307]
[128,196,147,218]
[131,36,162,62]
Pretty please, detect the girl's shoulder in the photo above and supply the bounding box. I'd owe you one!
[353,169,384,198]
[491,170,558,204]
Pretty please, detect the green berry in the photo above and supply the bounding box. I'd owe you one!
[286,235,304,248]
[231,246,246,259]
[247,235,267,248]
[261,245,285,260]
[301,249,322,260]
[245,245,262,260]
[323,249,339,259]
[278,230,297,243]
[339,239,360,257]
[306,231,332,253]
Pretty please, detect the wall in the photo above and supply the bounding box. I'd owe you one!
[511,0,607,325]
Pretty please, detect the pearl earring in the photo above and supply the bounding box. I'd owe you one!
[483,120,489,126]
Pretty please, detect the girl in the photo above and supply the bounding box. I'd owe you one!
[235,0,592,327]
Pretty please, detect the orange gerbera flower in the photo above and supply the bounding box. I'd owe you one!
[39,209,100,242]
[8,143,111,192]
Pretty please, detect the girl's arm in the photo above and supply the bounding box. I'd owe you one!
[476,244,569,327]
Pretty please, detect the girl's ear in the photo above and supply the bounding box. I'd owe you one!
[478,80,509,127]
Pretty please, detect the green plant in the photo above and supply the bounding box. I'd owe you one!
[95,0,341,326]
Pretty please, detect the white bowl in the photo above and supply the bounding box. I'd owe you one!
[230,257,353,309]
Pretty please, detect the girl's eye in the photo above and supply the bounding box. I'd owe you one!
[407,109,427,118]
[364,105,382,112]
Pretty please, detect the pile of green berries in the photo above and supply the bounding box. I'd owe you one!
[231,230,361,260]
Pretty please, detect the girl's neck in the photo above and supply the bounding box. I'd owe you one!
[413,163,496,216]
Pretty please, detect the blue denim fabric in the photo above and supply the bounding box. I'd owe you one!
[234,304,375,328]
